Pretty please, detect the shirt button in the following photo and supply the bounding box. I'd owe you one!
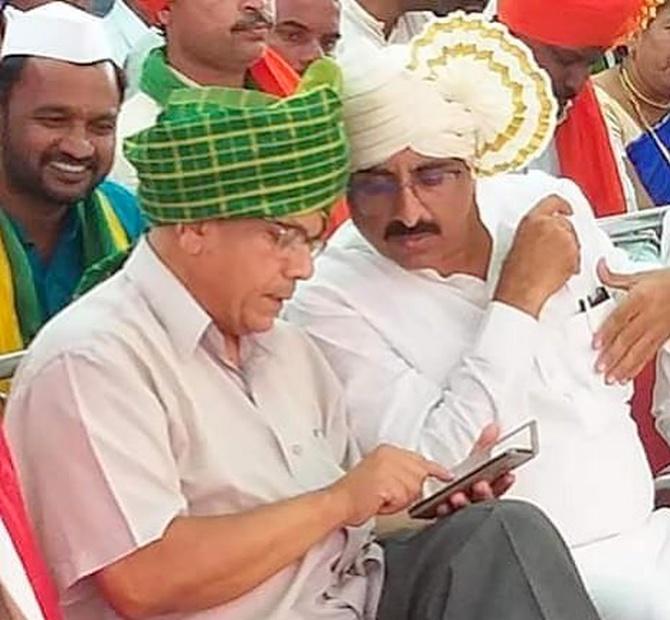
[291,444,303,457]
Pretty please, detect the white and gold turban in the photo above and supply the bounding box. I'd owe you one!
[341,12,559,176]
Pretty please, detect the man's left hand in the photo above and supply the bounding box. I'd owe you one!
[432,424,515,518]
[594,260,670,384]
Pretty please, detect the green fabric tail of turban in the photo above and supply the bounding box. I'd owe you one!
[124,58,351,225]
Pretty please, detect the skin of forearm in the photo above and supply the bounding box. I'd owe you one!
[493,277,544,318]
[96,487,349,619]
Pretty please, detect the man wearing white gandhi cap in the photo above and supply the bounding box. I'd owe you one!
[1,1,108,63]
[287,12,670,620]
[0,2,143,362]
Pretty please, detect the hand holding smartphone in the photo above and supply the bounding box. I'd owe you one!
[409,420,539,519]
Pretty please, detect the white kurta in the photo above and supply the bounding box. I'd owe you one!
[287,170,670,619]
[102,0,151,68]
[120,30,164,99]
[338,0,431,56]
[338,0,497,57]
[5,239,383,620]
[110,90,161,189]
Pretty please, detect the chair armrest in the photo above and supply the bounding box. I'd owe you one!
[0,350,25,381]
[655,467,670,508]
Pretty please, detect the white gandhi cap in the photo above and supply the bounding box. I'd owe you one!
[1,1,118,67]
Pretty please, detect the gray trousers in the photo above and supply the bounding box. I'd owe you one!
[377,500,600,620]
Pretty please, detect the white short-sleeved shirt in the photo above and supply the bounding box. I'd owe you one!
[5,239,383,620]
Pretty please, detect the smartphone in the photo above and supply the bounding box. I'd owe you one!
[408,420,539,520]
[409,447,535,519]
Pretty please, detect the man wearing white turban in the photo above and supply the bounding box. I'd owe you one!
[287,13,670,620]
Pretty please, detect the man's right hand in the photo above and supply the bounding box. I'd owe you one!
[327,445,452,526]
[495,195,580,318]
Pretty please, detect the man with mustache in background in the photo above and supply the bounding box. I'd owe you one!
[0,2,143,362]
[111,0,300,190]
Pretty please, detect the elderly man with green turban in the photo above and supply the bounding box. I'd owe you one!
[3,61,600,620]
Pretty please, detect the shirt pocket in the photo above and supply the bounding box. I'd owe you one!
[563,299,611,387]
[536,298,629,404]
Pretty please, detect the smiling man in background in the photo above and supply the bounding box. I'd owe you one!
[0,2,142,360]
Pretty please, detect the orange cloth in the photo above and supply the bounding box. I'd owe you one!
[134,0,324,27]
[136,0,165,23]
[556,82,627,217]
[498,0,644,216]
[249,47,301,97]
[498,0,657,48]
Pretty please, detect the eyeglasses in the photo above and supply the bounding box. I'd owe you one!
[348,163,467,211]
[263,212,329,257]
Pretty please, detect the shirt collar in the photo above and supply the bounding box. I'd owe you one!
[169,64,201,88]
[168,59,257,94]
[201,322,273,369]
[124,237,212,357]
[123,237,276,361]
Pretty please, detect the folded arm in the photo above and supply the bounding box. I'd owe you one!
[96,492,348,619]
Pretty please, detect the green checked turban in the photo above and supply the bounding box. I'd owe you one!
[124,59,350,225]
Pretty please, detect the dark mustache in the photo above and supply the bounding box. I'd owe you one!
[384,220,441,240]
[231,8,274,31]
